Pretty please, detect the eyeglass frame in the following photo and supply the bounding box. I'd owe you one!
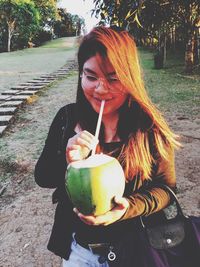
[80,69,126,94]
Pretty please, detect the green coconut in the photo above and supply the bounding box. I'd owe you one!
[65,154,125,216]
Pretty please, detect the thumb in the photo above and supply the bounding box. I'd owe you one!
[114,196,129,209]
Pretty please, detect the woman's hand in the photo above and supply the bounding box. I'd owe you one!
[66,130,98,164]
[73,196,129,226]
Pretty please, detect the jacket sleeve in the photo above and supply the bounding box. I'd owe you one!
[34,107,67,189]
[121,145,176,220]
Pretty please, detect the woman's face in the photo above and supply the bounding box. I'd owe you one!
[81,54,128,116]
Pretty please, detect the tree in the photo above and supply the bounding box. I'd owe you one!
[0,0,40,52]
[92,0,143,28]
[53,8,85,37]
[92,0,200,73]
[32,0,58,31]
[30,0,59,46]
[175,0,200,73]
[72,15,85,36]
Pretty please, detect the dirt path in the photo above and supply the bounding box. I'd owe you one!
[0,72,199,266]
[0,75,77,267]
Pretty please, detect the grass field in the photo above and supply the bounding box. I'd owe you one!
[139,48,200,118]
[0,37,78,94]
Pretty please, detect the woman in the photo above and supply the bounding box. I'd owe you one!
[35,26,180,267]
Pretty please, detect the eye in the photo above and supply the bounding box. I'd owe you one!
[108,76,119,83]
[86,75,98,81]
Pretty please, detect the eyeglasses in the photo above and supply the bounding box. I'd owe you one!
[80,70,126,94]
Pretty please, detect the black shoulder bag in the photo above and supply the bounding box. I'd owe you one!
[109,185,200,267]
[138,185,200,267]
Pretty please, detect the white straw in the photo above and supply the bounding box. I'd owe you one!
[91,100,105,155]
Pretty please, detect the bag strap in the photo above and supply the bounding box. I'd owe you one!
[140,185,187,228]
[161,185,185,216]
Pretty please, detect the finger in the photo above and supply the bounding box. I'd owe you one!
[75,136,96,150]
[89,213,112,225]
[81,131,98,143]
[70,144,82,151]
[73,210,93,225]
[76,212,97,225]
[78,213,96,222]
[73,208,79,215]
[78,131,98,149]
[67,149,82,162]
[78,217,94,225]
[73,208,89,219]
[67,132,97,148]
[114,196,129,209]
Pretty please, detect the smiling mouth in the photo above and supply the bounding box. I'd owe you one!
[94,97,113,102]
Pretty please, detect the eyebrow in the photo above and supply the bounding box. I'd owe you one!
[83,67,116,76]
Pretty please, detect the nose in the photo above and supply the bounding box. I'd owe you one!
[94,80,109,94]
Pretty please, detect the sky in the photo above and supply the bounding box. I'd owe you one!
[57,0,100,33]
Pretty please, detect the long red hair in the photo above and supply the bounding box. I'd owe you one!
[78,26,180,181]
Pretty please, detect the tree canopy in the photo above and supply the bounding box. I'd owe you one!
[0,0,85,52]
[54,8,85,37]
[92,0,200,73]
[0,0,40,52]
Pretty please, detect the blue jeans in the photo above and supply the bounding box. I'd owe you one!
[62,234,109,267]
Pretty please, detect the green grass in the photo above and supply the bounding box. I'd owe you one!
[0,37,78,94]
[41,37,78,48]
[138,48,200,118]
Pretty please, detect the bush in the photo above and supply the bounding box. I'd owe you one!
[0,29,8,52]
[33,30,53,46]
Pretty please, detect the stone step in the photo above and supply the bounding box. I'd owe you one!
[20,83,41,86]
[0,125,7,136]
[33,77,48,80]
[10,85,28,90]
[11,86,40,95]
[18,90,38,95]
[55,70,68,73]
[25,85,44,90]
[36,79,55,82]
[53,72,67,75]
[26,80,45,83]
[0,95,11,101]
[38,81,51,84]
[2,90,20,95]
[11,85,43,91]
[21,81,50,85]
[0,115,13,125]
[0,101,23,107]
[31,82,51,85]
[10,95,31,101]
[0,107,17,115]
[40,75,56,79]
